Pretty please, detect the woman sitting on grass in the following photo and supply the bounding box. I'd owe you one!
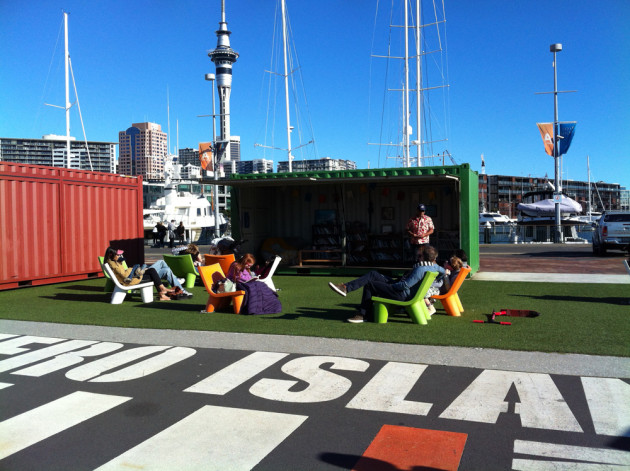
[104,247,174,301]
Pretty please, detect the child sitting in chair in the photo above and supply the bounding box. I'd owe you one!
[227,253,257,283]
[438,255,464,295]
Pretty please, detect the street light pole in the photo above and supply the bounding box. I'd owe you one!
[551,43,562,243]
[205,73,221,238]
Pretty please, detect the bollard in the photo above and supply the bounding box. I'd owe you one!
[484,222,492,244]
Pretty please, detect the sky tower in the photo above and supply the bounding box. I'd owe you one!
[208,0,238,161]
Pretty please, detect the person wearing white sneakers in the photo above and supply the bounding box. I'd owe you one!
[328,245,447,323]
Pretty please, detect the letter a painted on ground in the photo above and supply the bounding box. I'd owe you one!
[439,370,582,432]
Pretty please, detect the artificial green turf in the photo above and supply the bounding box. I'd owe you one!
[1,276,628,357]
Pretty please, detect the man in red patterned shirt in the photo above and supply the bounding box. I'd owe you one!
[406,203,434,258]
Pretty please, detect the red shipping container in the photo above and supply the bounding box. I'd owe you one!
[0,162,144,290]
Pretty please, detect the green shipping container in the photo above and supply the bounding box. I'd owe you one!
[223,164,478,274]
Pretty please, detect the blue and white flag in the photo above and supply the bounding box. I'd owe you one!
[558,122,576,156]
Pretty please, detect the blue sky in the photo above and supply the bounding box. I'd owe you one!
[1,0,628,188]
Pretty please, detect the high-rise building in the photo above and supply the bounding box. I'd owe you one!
[178,147,200,167]
[277,157,357,173]
[228,136,240,162]
[0,135,116,173]
[208,1,238,162]
[118,122,167,180]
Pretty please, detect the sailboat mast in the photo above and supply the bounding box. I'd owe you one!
[415,0,422,166]
[587,155,592,216]
[403,0,410,167]
[281,0,293,172]
[167,89,171,156]
[64,12,71,167]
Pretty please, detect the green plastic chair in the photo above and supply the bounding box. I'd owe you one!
[163,254,199,289]
[372,271,438,325]
[98,256,128,292]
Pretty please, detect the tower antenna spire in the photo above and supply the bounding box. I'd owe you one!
[208,0,239,162]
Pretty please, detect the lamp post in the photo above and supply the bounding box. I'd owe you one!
[205,73,221,238]
[550,43,562,243]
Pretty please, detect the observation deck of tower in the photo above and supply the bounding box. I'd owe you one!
[208,0,238,159]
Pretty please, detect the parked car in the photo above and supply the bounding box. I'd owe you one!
[592,211,630,255]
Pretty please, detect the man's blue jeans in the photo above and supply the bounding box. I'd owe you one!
[150,260,183,290]
[346,271,405,319]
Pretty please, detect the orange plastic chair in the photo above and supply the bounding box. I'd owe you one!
[199,264,245,314]
[430,266,471,317]
[204,254,236,277]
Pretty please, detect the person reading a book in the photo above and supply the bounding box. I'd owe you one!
[227,253,257,282]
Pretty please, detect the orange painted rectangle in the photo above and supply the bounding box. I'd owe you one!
[353,425,467,471]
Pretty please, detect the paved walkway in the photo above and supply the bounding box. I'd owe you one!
[478,243,629,283]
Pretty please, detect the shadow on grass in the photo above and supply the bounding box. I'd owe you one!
[277,305,416,324]
[59,285,105,292]
[136,300,206,312]
[42,292,201,308]
[42,293,109,303]
[277,307,346,322]
[514,293,629,305]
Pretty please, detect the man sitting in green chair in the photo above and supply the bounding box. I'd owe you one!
[328,245,447,323]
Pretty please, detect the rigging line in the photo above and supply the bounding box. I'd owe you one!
[293,45,318,159]
[367,0,383,168]
[69,58,92,171]
[260,1,281,159]
[261,6,276,157]
[33,15,64,136]
[377,0,396,168]
[432,0,443,51]
[427,0,451,154]
[285,5,316,161]
[440,0,452,144]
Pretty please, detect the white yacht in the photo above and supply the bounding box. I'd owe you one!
[479,212,516,226]
[143,162,226,243]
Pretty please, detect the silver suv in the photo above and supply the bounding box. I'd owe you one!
[592,211,630,255]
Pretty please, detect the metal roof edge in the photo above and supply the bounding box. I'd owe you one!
[215,163,471,185]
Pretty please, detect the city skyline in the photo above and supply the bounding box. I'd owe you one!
[1,1,628,188]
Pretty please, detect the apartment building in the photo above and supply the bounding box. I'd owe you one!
[0,135,116,173]
[479,174,625,216]
[118,122,167,180]
[277,157,357,173]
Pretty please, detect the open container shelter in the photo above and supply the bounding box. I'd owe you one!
[224,164,479,274]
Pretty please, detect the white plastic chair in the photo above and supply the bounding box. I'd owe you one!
[258,256,282,292]
[103,263,154,304]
